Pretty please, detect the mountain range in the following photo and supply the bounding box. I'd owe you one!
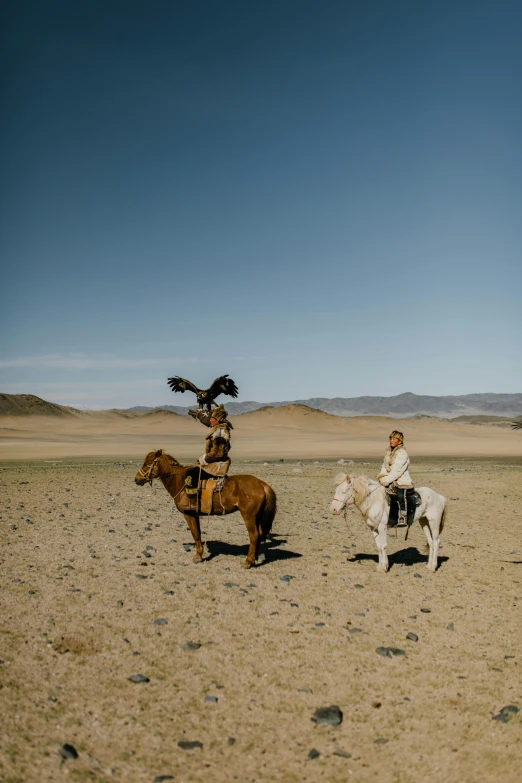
[129,392,522,419]
[1,392,521,420]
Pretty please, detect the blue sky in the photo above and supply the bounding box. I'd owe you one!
[1,0,521,408]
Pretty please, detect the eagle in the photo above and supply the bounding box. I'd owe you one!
[511,418,522,430]
[167,374,239,411]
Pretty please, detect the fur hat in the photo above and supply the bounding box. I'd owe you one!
[211,406,228,423]
[389,430,404,443]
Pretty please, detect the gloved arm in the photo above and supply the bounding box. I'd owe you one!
[189,408,212,426]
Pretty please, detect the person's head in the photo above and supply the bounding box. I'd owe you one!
[389,430,404,448]
[210,406,228,426]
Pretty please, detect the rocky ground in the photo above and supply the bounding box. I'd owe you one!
[1,457,521,783]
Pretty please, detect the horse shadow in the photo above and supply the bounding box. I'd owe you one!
[204,533,302,565]
[348,546,449,570]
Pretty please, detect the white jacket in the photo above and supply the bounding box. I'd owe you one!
[378,445,413,488]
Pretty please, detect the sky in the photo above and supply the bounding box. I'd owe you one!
[1,0,521,409]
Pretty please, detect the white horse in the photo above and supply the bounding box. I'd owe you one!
[330,474,447,573]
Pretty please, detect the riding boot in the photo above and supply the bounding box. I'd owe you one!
[396,488,407,527]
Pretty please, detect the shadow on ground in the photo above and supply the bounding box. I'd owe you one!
[347,546,449,570]
[205,533,302,564]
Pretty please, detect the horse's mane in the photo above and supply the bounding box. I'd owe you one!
[333,472,348,486]
[155,451,187,469]
[352,474,382,506]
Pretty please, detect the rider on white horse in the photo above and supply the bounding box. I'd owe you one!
[377,430,416,527]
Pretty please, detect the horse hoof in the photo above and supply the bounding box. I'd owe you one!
[426,565,436,573]
[242,561,253,569]
[193,555,203,564]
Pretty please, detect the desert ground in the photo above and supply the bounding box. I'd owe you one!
[1,409,521,783]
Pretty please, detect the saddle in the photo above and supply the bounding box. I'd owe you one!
[183,464,228,515]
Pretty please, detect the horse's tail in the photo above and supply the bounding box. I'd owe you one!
[258,484,277,541]
[440,497,448,535]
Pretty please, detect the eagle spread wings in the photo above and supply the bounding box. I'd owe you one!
[167,374,239,411]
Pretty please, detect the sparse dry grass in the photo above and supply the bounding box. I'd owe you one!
[0,457,521,783]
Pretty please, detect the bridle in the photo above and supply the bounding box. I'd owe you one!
[136,455,181,486]
[334,477,382,511]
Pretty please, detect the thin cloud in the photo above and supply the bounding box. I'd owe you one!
[0,353,251,370]
[0,353,206,370]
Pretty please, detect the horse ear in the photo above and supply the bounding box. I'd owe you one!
[154,449,163,457]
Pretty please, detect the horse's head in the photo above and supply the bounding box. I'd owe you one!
[135,449,164,485]
[330,473,355,515]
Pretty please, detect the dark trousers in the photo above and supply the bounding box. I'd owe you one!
[389,487,416,527]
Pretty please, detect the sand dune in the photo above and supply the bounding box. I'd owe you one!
[0,403,520,461]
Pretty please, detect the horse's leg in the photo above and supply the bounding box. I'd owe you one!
[183,513,204,563]
[241,512,259,569]
[420,517,440,572]
[372,520,389,573]
[425,516,440,573]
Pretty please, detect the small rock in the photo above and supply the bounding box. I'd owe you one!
[154,618,167,625]
[376,647,405,658]
[492,705,519,723]
[128,674,149,683]
[227,737,236,745]
[183,544,192,552]
[406,632,419,642]
[337,459,345,465]
[164,590,175,595]
[180,642,201,651]
[223,582,238,588]
[333,749,352,758]
[354,584,364,589]
[308,748,320,759]
[280,575,295,583]
[59,744,78,760]
[413,573,422,579]
[178,740,203,750]
[293,468,303,473]
[375,737,389,744]
[204,695,218,703]
[311,705,343,726]
[446,623,454,631]
[154,776,174,782]
[420,608,431,613]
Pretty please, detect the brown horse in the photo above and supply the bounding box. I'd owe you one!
[135,450,277,568]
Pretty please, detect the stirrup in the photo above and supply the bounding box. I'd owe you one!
[397,514,407,527]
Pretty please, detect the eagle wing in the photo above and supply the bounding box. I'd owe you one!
[207,374,239,400]
[167,376,200,395]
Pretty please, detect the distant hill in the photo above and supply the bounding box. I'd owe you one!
[0,393,85,417]
[2,391,521,420]
[128,392,522,419]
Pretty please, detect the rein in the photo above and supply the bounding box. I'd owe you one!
[136,457,188,487]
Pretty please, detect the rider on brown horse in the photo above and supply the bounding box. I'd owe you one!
[189,405,233,476]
